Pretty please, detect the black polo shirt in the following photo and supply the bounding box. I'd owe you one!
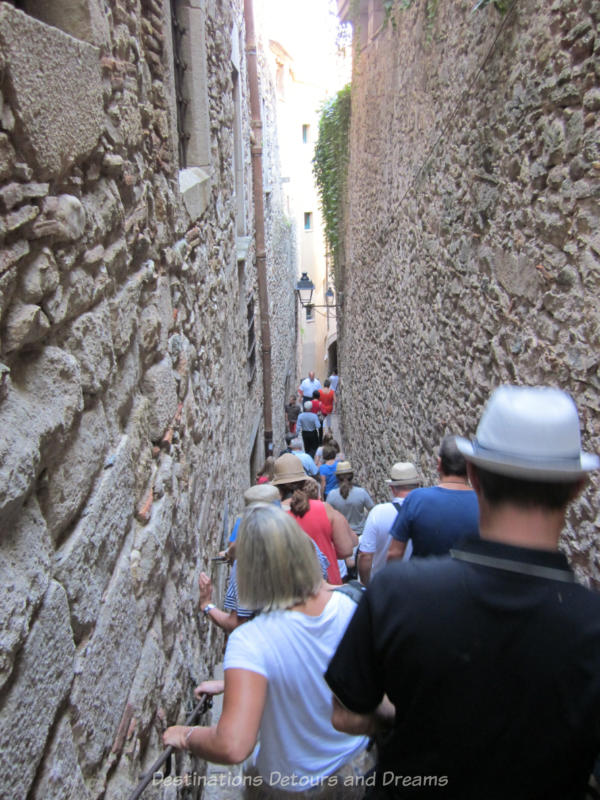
[325,538,600,799]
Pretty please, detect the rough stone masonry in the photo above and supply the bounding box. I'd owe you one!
[338,0,600,584]
[0,0,295,798]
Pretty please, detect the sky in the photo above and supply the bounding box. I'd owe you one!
[258,0,350,89]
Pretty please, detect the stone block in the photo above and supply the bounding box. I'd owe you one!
[124,623,166,740]
[179,167,211,221]
[0,497,51,691]
[131,495,175,623]
[20,247,59,303]
[141,357,179,440]
[103,346,141,441]
[31,194,86,241]
[0,238,29,277]
[54,400,149,639]
[0,180,49,211]
[38,403,108,542]
[0,5,103,179]
[109,272,144,357]
[0,132,16,181]
[57,301,115,395]
[30,714,90,800]
[43,268,96,325]
[2,299,51,352]
[70,550,144,781]
[81,179,124,241]
[0,581,75,800]
[0,347,83,522]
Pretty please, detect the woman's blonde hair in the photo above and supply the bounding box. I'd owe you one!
[236,504,322,611]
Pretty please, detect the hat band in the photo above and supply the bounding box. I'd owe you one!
[474,440,583,468]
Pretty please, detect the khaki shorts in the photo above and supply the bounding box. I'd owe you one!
[244,747,376,800]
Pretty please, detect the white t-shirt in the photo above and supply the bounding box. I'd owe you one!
[223,591,368,789]
[360,500,413,576]
[299,377,322,398]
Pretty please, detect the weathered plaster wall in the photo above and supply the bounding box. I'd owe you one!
[339,0,600,581]
[0,0,294,797]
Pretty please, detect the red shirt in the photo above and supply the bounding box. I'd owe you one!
[319,388,335,415]
[288,499,341,584]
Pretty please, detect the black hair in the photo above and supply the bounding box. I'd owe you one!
[473,465,580,511]
[439,435,467,477]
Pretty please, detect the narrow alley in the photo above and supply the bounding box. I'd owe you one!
[0,0,599,798]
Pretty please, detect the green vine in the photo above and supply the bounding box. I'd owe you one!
[312,84,352,285]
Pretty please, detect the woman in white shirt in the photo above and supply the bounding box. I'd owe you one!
[163,504,372,798]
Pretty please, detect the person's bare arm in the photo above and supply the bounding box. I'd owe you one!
[331,694,395,736]
[357,551,374,585]
[205,607,248,632]
[199,571,247,632]
[386,539,407,562]
[325,503,357,558]
[164,668,267,763]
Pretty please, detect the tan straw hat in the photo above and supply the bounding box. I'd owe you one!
[386,462,419,486]
[271,453,308,485]
[335,460,353,475]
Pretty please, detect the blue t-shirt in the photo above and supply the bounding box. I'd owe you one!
[390,486,479,557]
[319,462,339,497]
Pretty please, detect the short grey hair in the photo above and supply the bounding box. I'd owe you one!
[236,504,322,611]
[304,401,313,411]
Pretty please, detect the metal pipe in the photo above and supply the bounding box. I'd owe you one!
[127,694,212,800]
[244,0,273,458]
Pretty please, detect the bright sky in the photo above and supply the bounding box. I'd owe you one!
[258,0,349,89]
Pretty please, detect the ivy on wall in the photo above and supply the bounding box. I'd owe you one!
[312,83,352,284]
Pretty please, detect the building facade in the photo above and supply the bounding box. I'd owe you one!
[0,0,295,796]
[336,0,600,583]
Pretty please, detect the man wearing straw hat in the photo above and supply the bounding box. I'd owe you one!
[357,462,420,585]
[326,385,600,798]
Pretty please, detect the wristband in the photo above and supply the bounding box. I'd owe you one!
[183,727,195,750]
[202,603,216,616]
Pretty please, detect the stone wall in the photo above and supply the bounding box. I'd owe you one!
[338,0,600,582]
[0,0,295,798]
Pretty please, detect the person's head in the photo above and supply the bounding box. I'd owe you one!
[257,456,275,480]
[438,435,468,478]
[308,371,315,381]
[312,390,320,400]
[303,477,320,499]
[336,461,354,499]
[244,483,281,506]
[324,379,331,388]
[322,445,337,461]
[289,437,303,451]
[303,401,313,412]
[456,385,598,512]
[387,462,420,495]
[236,504,322,611]
[289,395,297,404]
[323,430,334,444]
[272,454,311,515]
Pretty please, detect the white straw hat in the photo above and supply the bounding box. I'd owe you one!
[386,462,419,486]
[455,385,599,480]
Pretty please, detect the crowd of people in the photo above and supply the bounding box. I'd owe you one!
[163,378,600,799]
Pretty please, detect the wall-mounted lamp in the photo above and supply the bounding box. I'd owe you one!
[295,273,339,309]
[295,272,315,307]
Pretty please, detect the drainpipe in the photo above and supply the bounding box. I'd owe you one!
[244,0,273,458]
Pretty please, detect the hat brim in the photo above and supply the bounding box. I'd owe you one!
[455,436,600,481]
[270,473,306,486]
